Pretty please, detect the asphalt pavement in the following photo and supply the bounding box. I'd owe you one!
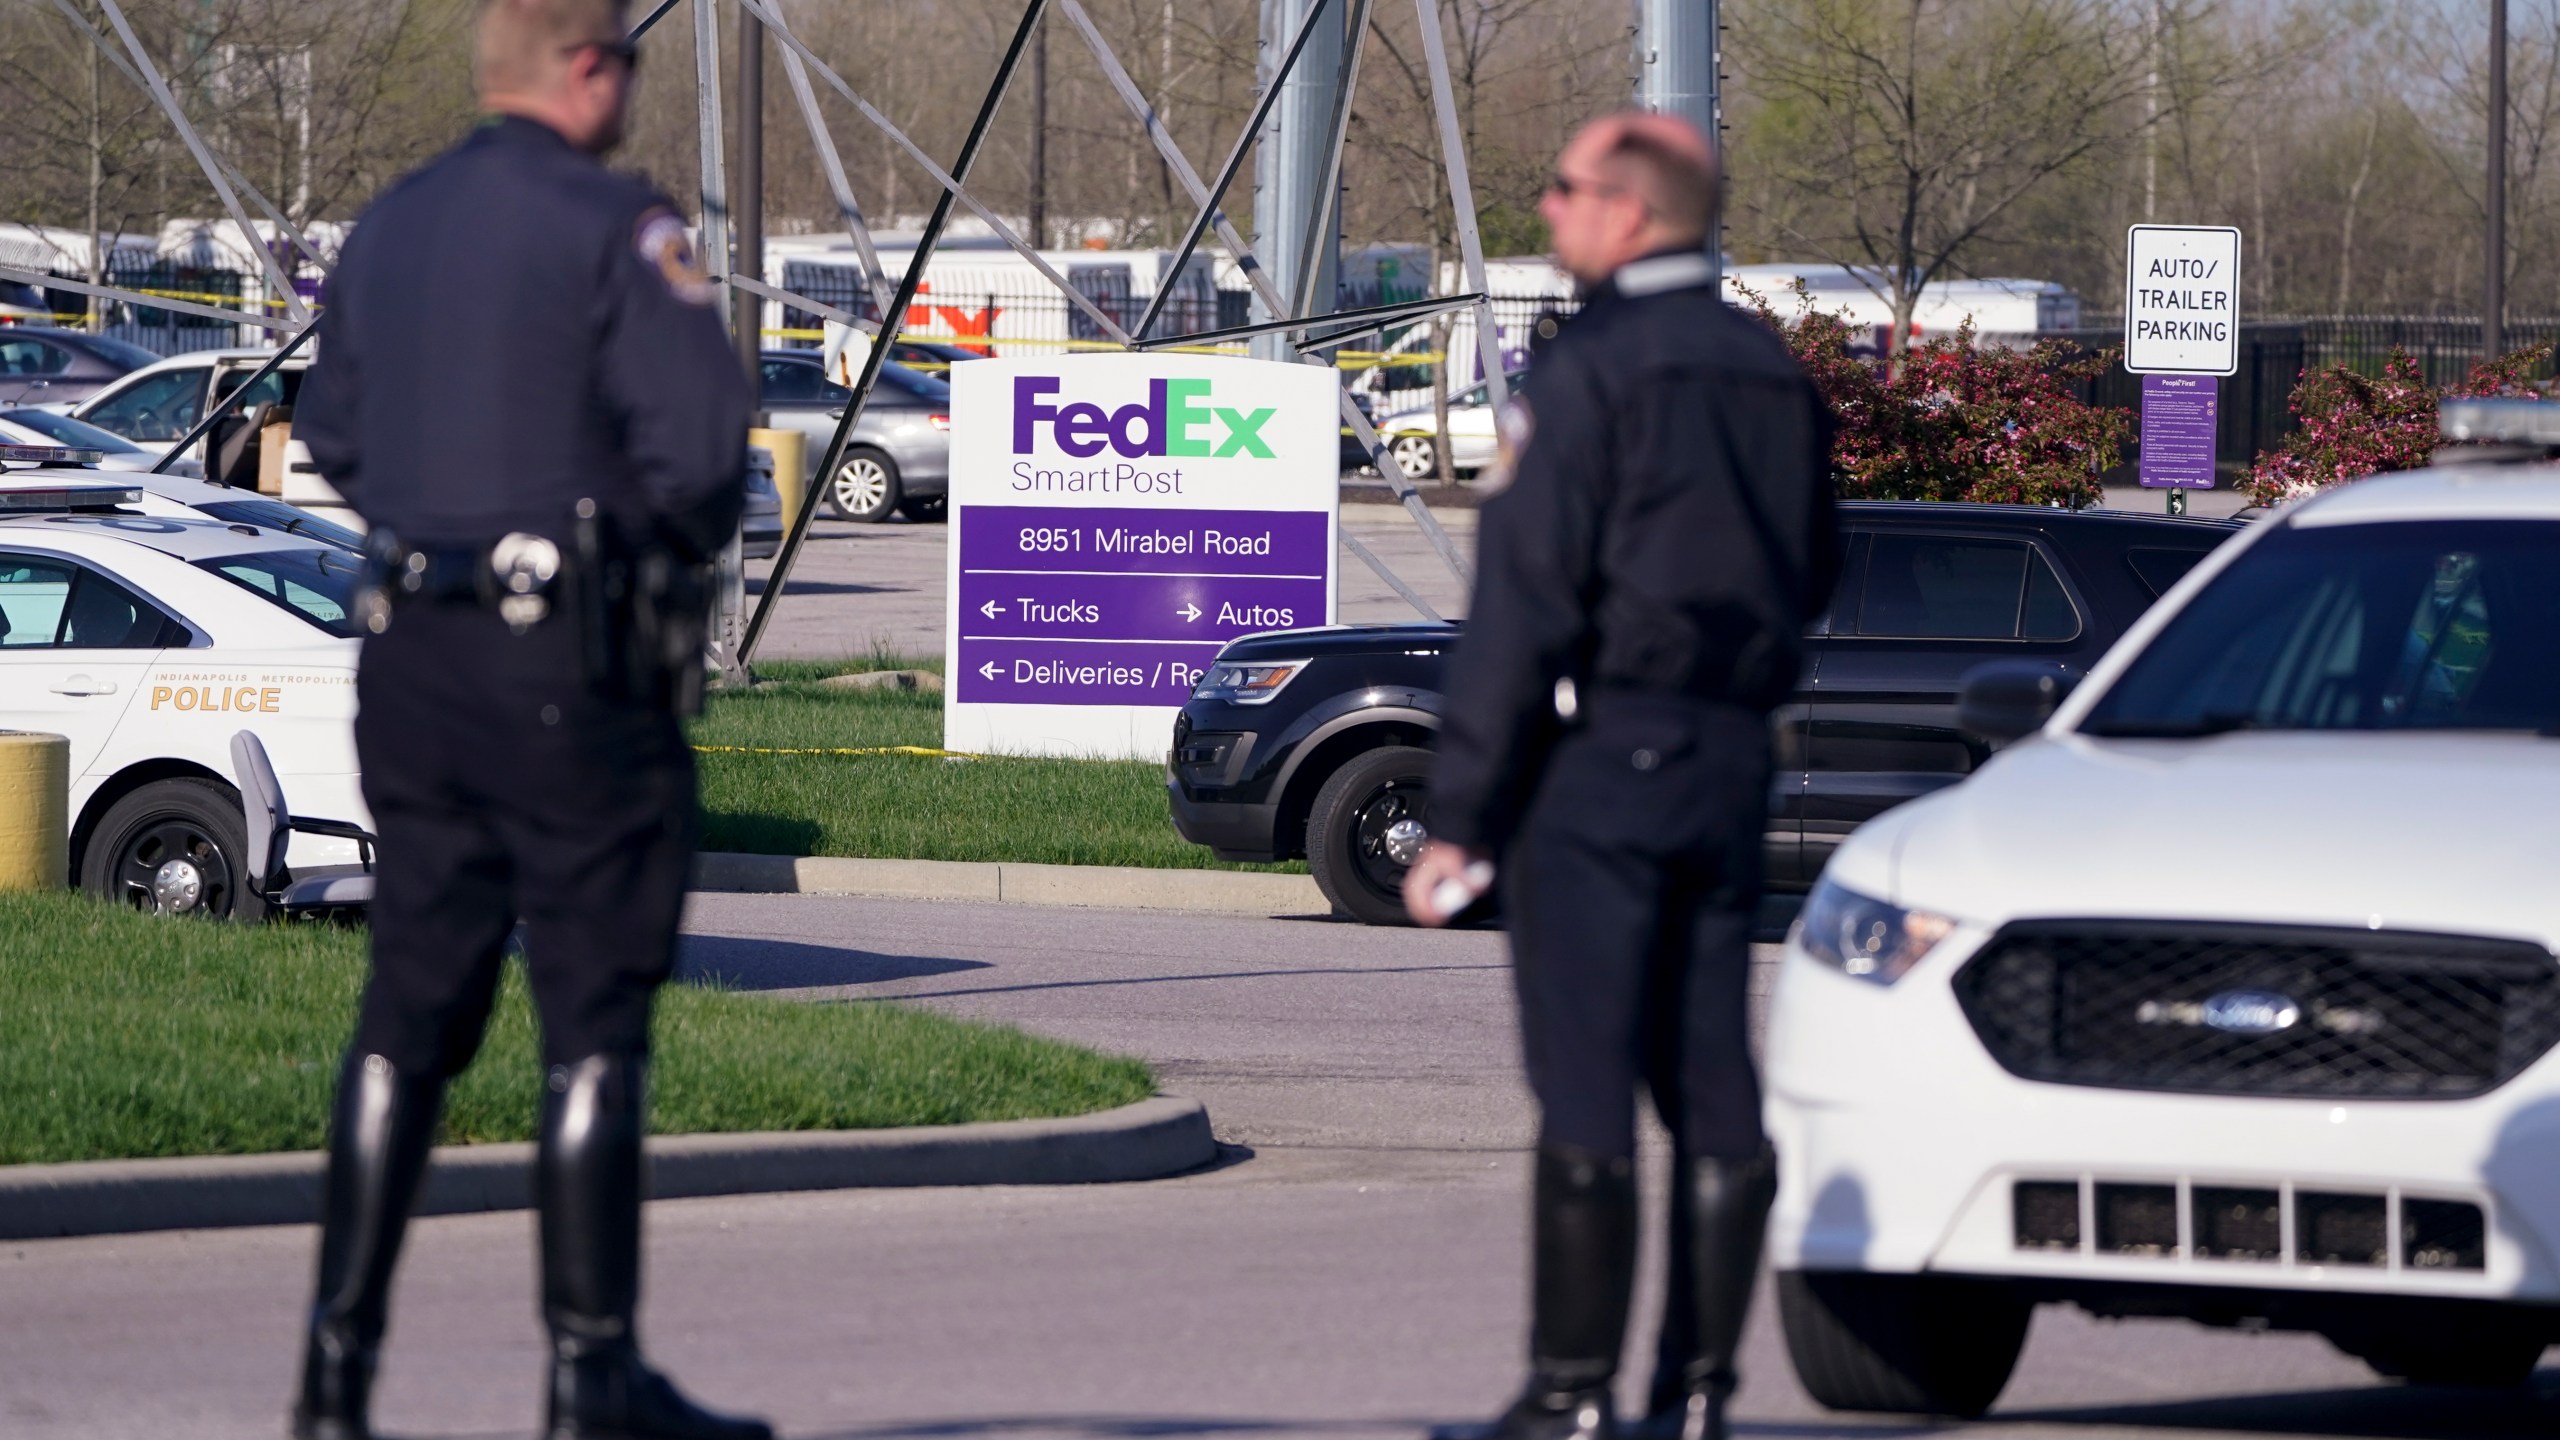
[9,893,2557,1440]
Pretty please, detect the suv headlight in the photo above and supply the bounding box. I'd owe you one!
[1794,876,1957,986]
[1191,659,1307,706]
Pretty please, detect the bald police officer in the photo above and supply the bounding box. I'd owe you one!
[1407,115,1839,1440]
[288,4,766,1438]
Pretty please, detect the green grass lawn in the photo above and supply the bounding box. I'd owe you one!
[691,659,1301,872]
[0,890,1153,1165]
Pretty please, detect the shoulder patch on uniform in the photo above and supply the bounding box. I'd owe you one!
[634,208,719,306]
[1480,393,1533,495]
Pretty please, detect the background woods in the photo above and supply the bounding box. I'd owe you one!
[0,0,2548,328]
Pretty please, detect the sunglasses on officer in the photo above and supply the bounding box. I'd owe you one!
[1545,171,1630,202]
[562,36,641,70]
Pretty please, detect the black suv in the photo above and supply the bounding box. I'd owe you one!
[1168,502,2244,923]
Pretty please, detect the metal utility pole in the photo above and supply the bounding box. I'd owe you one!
[2488,0,2508,363]
[693,0,732,333]
[2144,0,2160,223]
[736,0,766,389]
[1251,0,1343,358]
[1635,0,1719,276]
[1030,14,1050,249]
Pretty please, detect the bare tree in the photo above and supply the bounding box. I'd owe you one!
[1739,0,2183,357]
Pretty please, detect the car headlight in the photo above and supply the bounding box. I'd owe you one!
[1793,876,1957,986]
[1192,659,1306,706]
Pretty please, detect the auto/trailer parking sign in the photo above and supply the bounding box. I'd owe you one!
[944,355,1339,758]
[2123,225,2242,375]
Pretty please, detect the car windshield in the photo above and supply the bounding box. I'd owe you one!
[2078,519,2560,737]
[194,497,364,552]
[2,408,144,453]
[194,547,363,638]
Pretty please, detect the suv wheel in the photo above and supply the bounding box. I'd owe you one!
[1306,745,1434,926]
[826,447,902,523]
[79,778,266,921]
[1777,1270,2030,1417]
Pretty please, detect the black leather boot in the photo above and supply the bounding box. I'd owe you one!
[539,1053,772,1440]
[1633,1139,1699,1440]
[1442,1145,1638,1440]
[1664,1146,1777,1440]
[293,1052,446,1440]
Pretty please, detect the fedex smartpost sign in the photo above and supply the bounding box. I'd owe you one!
[945,355,1339,758]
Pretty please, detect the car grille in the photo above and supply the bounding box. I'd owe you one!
[2012,1177,2487,1271]
[1954,921,2560,1100]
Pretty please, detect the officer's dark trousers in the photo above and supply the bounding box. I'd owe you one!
[1503,694,1770,1167]
[351,603,697,1076]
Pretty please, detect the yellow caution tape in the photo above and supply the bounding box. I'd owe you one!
[759,326,1445,366]
[693,743,984,759]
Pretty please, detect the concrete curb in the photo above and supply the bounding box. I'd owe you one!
[0,1095,1214,1241]
[693,851,1328,917]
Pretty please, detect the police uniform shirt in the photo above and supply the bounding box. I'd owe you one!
[297,115,750,559]
[1430,250,1841,854]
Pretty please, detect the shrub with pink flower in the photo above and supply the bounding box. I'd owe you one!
[2240,346,2552,506]
[1740,284,2128,509]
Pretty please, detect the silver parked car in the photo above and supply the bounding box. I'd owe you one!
[0,326,164,409]
[756,350,951,524]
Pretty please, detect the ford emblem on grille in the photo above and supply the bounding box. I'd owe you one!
[2201,990,2303,1036]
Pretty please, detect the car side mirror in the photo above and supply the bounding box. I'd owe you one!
[1957,661,2079,745]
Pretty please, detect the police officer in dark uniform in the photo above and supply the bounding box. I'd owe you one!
[1405,113,1838,1440]
[287,3,765,1437]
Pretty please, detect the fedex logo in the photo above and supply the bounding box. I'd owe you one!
[1013,377,1277,460]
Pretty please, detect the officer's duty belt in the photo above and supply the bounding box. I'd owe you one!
[362,531,566,635]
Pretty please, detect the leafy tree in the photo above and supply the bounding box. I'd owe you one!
[2240,346,2552,504]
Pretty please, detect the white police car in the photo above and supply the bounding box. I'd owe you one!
[1765,447,2560,1413]
[0,450,364,919]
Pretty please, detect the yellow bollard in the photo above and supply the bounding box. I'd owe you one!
[0,731,70,891]
[751,428,808,537]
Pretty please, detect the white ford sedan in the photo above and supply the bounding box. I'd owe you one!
[1766,460,2560,1414]
[0,464,364,918]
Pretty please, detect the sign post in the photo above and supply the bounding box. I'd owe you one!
[2123,225,2241,515]
[944,354,1340,759]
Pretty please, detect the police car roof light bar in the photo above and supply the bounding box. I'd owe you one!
[2440,397,2560,447]
[0,483,143,510]
[0,444,107,468]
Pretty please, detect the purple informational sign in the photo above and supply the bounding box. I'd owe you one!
[953,506,1332,706]
[947,356,1340,758]
[2138,373,2218,490]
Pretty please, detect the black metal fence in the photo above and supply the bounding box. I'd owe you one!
[767,261,1235,355]
[2034,317,2560,469]
[41,264,253,356]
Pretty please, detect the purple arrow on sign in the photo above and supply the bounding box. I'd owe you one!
[956,504,1331,705]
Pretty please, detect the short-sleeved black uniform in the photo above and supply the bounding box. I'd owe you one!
[1432,249,1837,1166]
[298,115,749,1076]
